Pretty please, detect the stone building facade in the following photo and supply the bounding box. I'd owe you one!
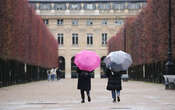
[28,0,146,78]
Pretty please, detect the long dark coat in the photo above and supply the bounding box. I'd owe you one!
[105,68,122,91]
[77,69,91,90]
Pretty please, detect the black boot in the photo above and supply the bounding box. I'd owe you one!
[81,99,85,103]
[88,96,91,102]
[117,96,120,102]
[113,98,116,103]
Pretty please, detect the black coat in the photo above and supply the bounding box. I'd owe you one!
[77,69,91,90]
[105,68,122,91]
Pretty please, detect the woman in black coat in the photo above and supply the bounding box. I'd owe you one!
[77,68,92,103]
[105,68,122,102]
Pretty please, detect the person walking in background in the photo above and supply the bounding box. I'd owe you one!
[105,67,122,103]
[47,69,51,81]
[51,68,57,81]
[77,67,92,103]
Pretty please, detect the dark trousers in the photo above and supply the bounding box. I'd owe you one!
[80,90,90,100]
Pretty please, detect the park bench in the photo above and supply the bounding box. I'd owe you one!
[163,75,175,89]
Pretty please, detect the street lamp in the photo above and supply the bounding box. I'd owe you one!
[165,0,174,75]
[123,26,126,52]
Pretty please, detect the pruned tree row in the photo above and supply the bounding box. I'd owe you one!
[107,0,175,82]
[0,0,58,68]
[108,0,175,66]
[0,0,58,87]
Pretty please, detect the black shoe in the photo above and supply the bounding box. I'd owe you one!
[88,96,91,102]
[117,96,120,102]
[113,98,116,103]
[81,100,85,103]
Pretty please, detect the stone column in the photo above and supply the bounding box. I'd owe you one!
[95,67,101,78]
[65,56,71,78]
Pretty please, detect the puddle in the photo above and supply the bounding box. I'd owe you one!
[26,102,58,105]
[111,107,132,109]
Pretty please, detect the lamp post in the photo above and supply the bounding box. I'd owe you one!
[165,0,174,75]
[123,26,126,52]
[123,26,128,75]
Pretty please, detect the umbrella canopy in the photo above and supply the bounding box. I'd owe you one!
[104,50,132,72]
[74,50,101,72]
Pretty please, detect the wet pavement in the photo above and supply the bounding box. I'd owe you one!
[0,79,175,110]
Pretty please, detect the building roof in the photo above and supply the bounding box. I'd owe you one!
[28,0,147,3]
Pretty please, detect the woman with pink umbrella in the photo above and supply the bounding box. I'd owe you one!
[74,50,100,103]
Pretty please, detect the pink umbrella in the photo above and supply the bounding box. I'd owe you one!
[74,50,101,72]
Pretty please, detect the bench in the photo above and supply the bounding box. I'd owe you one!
[163,75,175,89]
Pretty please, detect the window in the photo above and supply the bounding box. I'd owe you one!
[54,3,66,10]
[98,3,111,10]
[87,34,93,45]
[30,3,37,9]
[102,19,108,25]
[142,2,147,8]
[72,19,78,25]
[87,19,93,26]
[57,19,64,25]
[135,3,141,9]
[57,33,64,45]
[43,19,49,25]
[72,33,78,45]
[112,3,125,10]
[102,33,107,45]
[115,19,124,25]
[69,3,81,10]
[127,3,141,10]
[84,3,96,10]
[39,3,52,10]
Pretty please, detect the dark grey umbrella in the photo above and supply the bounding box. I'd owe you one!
[104,50,132,72]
